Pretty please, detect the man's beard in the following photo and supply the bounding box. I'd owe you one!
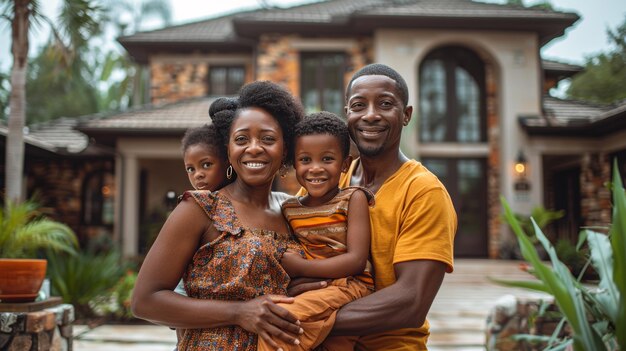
[357,144,384,158]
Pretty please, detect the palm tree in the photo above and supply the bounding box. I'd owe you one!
[1,0,102,203]
[106,0,171,108]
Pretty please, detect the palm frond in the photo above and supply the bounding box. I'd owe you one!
[0,199,78,258]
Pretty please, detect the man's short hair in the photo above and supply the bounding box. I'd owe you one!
[345,63,409,106]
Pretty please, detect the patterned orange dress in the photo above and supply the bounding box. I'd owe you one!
[178,190,300,351]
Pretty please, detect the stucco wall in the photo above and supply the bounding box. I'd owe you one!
[374,29,542,214]
[116,137,185,256]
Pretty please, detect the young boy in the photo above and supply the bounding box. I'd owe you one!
[258,111,374,351]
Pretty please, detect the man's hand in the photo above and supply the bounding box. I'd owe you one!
[234,295,303,348]
[287,277,330,297]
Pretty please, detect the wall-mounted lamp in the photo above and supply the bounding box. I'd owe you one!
[514,150,527,178]
[513,150,531,193]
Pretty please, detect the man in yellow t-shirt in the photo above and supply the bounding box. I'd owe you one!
[290,63,456,350]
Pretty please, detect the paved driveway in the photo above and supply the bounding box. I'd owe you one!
[74,259,545,350]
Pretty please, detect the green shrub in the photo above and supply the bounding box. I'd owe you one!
[497,159,625,351]
[47,248,126,319]
[92,270,137,320]
[512,206,565,244]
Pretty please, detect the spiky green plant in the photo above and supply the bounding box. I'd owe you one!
[0,199,78,258]
[47,248,126,319]
[496,159,625,351]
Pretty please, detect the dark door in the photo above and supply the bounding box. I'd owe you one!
[422,157,488,257]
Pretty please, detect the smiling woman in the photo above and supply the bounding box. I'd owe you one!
[227,107,285,187]
[131,80,306,351]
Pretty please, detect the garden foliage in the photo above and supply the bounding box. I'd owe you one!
[498,160,625,351]
[0,199,77,258]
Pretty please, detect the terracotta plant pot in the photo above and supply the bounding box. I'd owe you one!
[0,258,47,303]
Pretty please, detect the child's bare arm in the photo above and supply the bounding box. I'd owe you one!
[281,189,371,279]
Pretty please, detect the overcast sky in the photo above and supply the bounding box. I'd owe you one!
[1,0,625,70]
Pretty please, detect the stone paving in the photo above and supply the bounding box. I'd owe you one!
[72,259,544,350]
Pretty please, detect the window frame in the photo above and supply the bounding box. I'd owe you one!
[299,52,347,116]
[207,65,246,96]
[418,46,487,143]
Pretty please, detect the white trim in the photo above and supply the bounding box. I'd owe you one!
[289,38,358,51]
[418,143,490,158]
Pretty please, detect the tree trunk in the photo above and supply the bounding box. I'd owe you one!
[5,0,31,203]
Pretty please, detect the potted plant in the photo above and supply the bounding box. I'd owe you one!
[0,199,78,303]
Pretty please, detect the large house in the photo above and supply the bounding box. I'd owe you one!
[2,0,625,259]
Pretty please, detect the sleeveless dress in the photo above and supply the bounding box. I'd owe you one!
[178,190,300,351]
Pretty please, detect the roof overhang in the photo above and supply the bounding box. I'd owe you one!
[117,40,254,64]
[520,103,626,137]
[233,13,579,46]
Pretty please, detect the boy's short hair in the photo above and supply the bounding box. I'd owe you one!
[181,124,226,160]
[294,111,350,158]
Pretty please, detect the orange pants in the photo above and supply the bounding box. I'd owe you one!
[257,277,371,351]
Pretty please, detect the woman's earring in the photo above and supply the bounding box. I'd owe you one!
[226,165,233,179]
[279,163,288,178]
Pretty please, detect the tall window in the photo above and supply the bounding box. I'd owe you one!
[208,66,245,95]
[301,53,346,116]
[419,46,488,257]
[420,47,485,142]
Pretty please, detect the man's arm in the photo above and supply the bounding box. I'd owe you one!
[331,259,446,335]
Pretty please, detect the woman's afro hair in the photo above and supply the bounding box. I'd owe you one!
[294,111,350,159]
[209,81,304,166]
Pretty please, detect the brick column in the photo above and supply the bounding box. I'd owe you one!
[485,63,501,258]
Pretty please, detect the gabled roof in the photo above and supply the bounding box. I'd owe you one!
[120,0,579,63]
[520,96,626,137]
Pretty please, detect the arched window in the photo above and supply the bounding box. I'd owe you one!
[419,46,486,143]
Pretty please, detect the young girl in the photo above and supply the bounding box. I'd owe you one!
[181,123,231,192]
[258,111,374,351]
[174,123,232,347]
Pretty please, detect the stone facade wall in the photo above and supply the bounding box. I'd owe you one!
[580,152,612,227]
[150,62,208,105]
[257,35,301,96]
[0,304,74,351]
[26,158,114,244]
